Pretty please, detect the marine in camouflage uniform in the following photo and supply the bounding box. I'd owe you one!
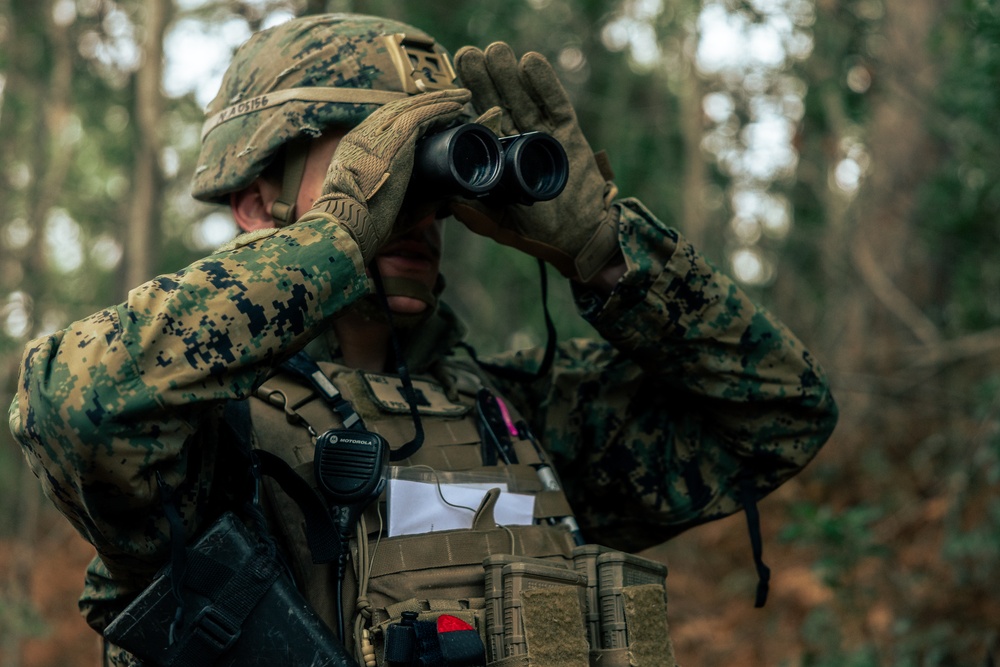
[8,13,837,666]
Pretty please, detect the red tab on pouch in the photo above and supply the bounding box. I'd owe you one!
[437,614,474,633]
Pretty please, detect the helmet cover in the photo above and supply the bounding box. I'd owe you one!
[192,13,458,202]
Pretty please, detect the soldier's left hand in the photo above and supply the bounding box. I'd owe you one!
[452,42,620,282]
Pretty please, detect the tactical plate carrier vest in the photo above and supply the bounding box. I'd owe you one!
[250,360,676,667]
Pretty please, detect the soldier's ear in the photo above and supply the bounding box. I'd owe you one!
[230,179,280,232]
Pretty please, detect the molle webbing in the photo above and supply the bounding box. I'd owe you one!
[253,362,548,470]
[368,524,574,578]
[252,362,673,667]
[254,365,582,528]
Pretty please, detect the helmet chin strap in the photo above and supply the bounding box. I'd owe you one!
[270,139,311,227]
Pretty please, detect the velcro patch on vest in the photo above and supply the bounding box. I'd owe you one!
[361,372,469,417]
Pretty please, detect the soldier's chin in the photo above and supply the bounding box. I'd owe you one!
[386,295,427,314]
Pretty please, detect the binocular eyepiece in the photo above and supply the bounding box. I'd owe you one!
[411,124,568,205]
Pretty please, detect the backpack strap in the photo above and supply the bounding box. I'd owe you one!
[281,351,365,431]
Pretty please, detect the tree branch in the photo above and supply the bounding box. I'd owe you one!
[851,224,942,346]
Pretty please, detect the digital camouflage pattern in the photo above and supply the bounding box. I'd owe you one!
[487,198,838,550]
[11,219,368,586]
[192,14,456,202]
[10,196,837,641]
[9,12,836,663]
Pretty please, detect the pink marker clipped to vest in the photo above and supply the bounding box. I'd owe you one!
[493,396,520,439]
[475,389,517,465]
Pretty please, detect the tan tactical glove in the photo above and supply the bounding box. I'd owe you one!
[300,88,471,264]
[452,42,620,282]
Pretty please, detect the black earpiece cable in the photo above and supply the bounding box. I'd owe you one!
[369,263,425,461]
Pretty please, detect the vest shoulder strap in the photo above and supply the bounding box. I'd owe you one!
[222,399,341,564]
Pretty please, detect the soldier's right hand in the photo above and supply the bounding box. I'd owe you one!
[298,88,471,264]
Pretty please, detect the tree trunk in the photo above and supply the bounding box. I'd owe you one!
[14,0,75,335]
[0,2,74,659]
[679,59,707,249]
[125,0,172,292]
[854,0,945,369]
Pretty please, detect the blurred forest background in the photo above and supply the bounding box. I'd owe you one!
[1,0,999,665]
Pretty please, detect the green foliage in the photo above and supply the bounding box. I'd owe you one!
[781,502,888,589]
[940,375,1000,588]
[0,596,49,641]
[919,0,1000,331]
[781,372,1000,666]
[0,441,21,537]
[799,608,880,667]
[797,616,984,667]
[441,230,598,356]
[942,499,1000,585]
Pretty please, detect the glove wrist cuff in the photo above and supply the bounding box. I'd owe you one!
[574,204,621,282]
[309,196,377,263]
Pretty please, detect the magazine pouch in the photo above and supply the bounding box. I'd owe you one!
[103,511,356,667]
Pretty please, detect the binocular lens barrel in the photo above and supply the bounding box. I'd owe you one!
[411,125,569,205]
[412,124,503,198]
[500,132,568,205]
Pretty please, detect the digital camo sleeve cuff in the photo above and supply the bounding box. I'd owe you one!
[573,197,679,329]
[300,196,378,264]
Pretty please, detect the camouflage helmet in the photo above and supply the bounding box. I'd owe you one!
[192,13,458,203]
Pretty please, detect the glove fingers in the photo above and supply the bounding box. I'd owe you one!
[349,91,470,170]
[474,106,504,135]
[483,42,547,133]
[456,45,518,137]
[373,88,471,141]
[519,52,577,128]
[454,46,500,110]
[387,98,470,146]
[327,89,470,197]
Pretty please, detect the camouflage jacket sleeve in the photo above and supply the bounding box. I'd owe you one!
[8,221,369,582]
[485,198,838,552]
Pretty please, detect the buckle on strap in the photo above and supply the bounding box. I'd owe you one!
[381,33,457,93]
[189,605,241,652]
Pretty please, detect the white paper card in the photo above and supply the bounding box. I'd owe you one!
[386,478,535,537]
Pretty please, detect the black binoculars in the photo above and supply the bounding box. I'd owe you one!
[411,124,568,205]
